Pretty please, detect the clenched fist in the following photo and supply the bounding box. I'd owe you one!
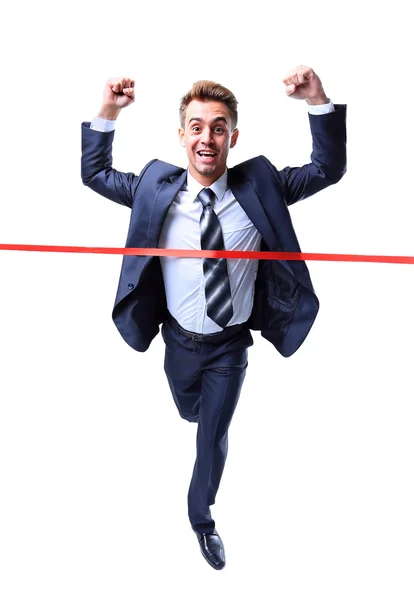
[282,65,328,104]
[98,77,135,120]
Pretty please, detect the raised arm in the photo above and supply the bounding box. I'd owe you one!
[81,77,141,208]
[278,65,347,206]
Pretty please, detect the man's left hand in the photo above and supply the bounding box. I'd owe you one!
[283,65,329,104]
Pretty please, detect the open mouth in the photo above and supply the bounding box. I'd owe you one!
[197,151,217,162]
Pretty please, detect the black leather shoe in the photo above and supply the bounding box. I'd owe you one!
[194,529,226,570]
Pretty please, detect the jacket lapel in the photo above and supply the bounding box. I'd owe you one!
[227,169,277,250]
[146,170,188,247]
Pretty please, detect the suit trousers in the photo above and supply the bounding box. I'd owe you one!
[161,313,254,534]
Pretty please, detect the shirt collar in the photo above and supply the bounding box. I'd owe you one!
[186,169,228,203]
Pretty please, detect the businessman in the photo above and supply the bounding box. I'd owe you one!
[81,65,347,569]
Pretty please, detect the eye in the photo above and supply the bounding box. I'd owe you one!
[192,126,201,132]
[215,127,224,133]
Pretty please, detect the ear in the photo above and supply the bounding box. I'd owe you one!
[178,127,185,147]
[230,128,239,148]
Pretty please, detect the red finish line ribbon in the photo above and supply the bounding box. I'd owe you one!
[1,244,414,264]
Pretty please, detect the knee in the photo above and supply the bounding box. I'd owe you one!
[179,409,199,423]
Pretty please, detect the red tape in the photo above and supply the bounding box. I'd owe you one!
[1,243,414,264]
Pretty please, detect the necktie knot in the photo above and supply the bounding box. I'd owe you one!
[198,187,216,208]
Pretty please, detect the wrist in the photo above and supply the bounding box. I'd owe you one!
[98,104,121,120]
[306,93,329,105]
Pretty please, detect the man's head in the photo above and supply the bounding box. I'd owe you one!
[178,80,239,186]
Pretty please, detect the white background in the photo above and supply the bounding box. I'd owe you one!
[1,1,413,598]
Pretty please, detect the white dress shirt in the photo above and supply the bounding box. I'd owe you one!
[89,100,335,333]
[158,169,262,333]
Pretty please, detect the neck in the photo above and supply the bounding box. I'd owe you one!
[188,165,225,187]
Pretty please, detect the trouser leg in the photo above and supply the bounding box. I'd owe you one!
[188,347,248,534]
[162,321,202,423]
[161,316,252,534]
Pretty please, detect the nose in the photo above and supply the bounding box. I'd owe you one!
[200,127,213,145]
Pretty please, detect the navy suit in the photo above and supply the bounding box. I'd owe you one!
[81,104,347,532]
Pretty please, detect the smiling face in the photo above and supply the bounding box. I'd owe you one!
[178,99,239,186]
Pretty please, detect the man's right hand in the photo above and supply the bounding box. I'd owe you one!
[98,77,135,120]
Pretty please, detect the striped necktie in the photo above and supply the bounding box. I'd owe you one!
[198,187,234,328]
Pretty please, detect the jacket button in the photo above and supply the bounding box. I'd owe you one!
[128,283,134,290]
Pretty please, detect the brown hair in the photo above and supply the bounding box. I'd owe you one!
[179,80,238,130]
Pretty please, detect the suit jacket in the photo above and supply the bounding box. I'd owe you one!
[81,104,347,357]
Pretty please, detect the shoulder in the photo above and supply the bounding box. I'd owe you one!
[139,159,185,180]
[129,159,185,196]
[134,159,185,189]
[229,155,279,181]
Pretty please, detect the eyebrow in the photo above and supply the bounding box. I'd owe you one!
[188,116,228,125]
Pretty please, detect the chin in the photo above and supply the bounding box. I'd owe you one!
[198,166,216,176]
[195,162,220,176]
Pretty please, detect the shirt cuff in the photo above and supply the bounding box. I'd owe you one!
[307,99,335,115]
[90,116,117,132]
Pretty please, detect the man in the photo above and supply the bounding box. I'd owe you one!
[81,65,347,570]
